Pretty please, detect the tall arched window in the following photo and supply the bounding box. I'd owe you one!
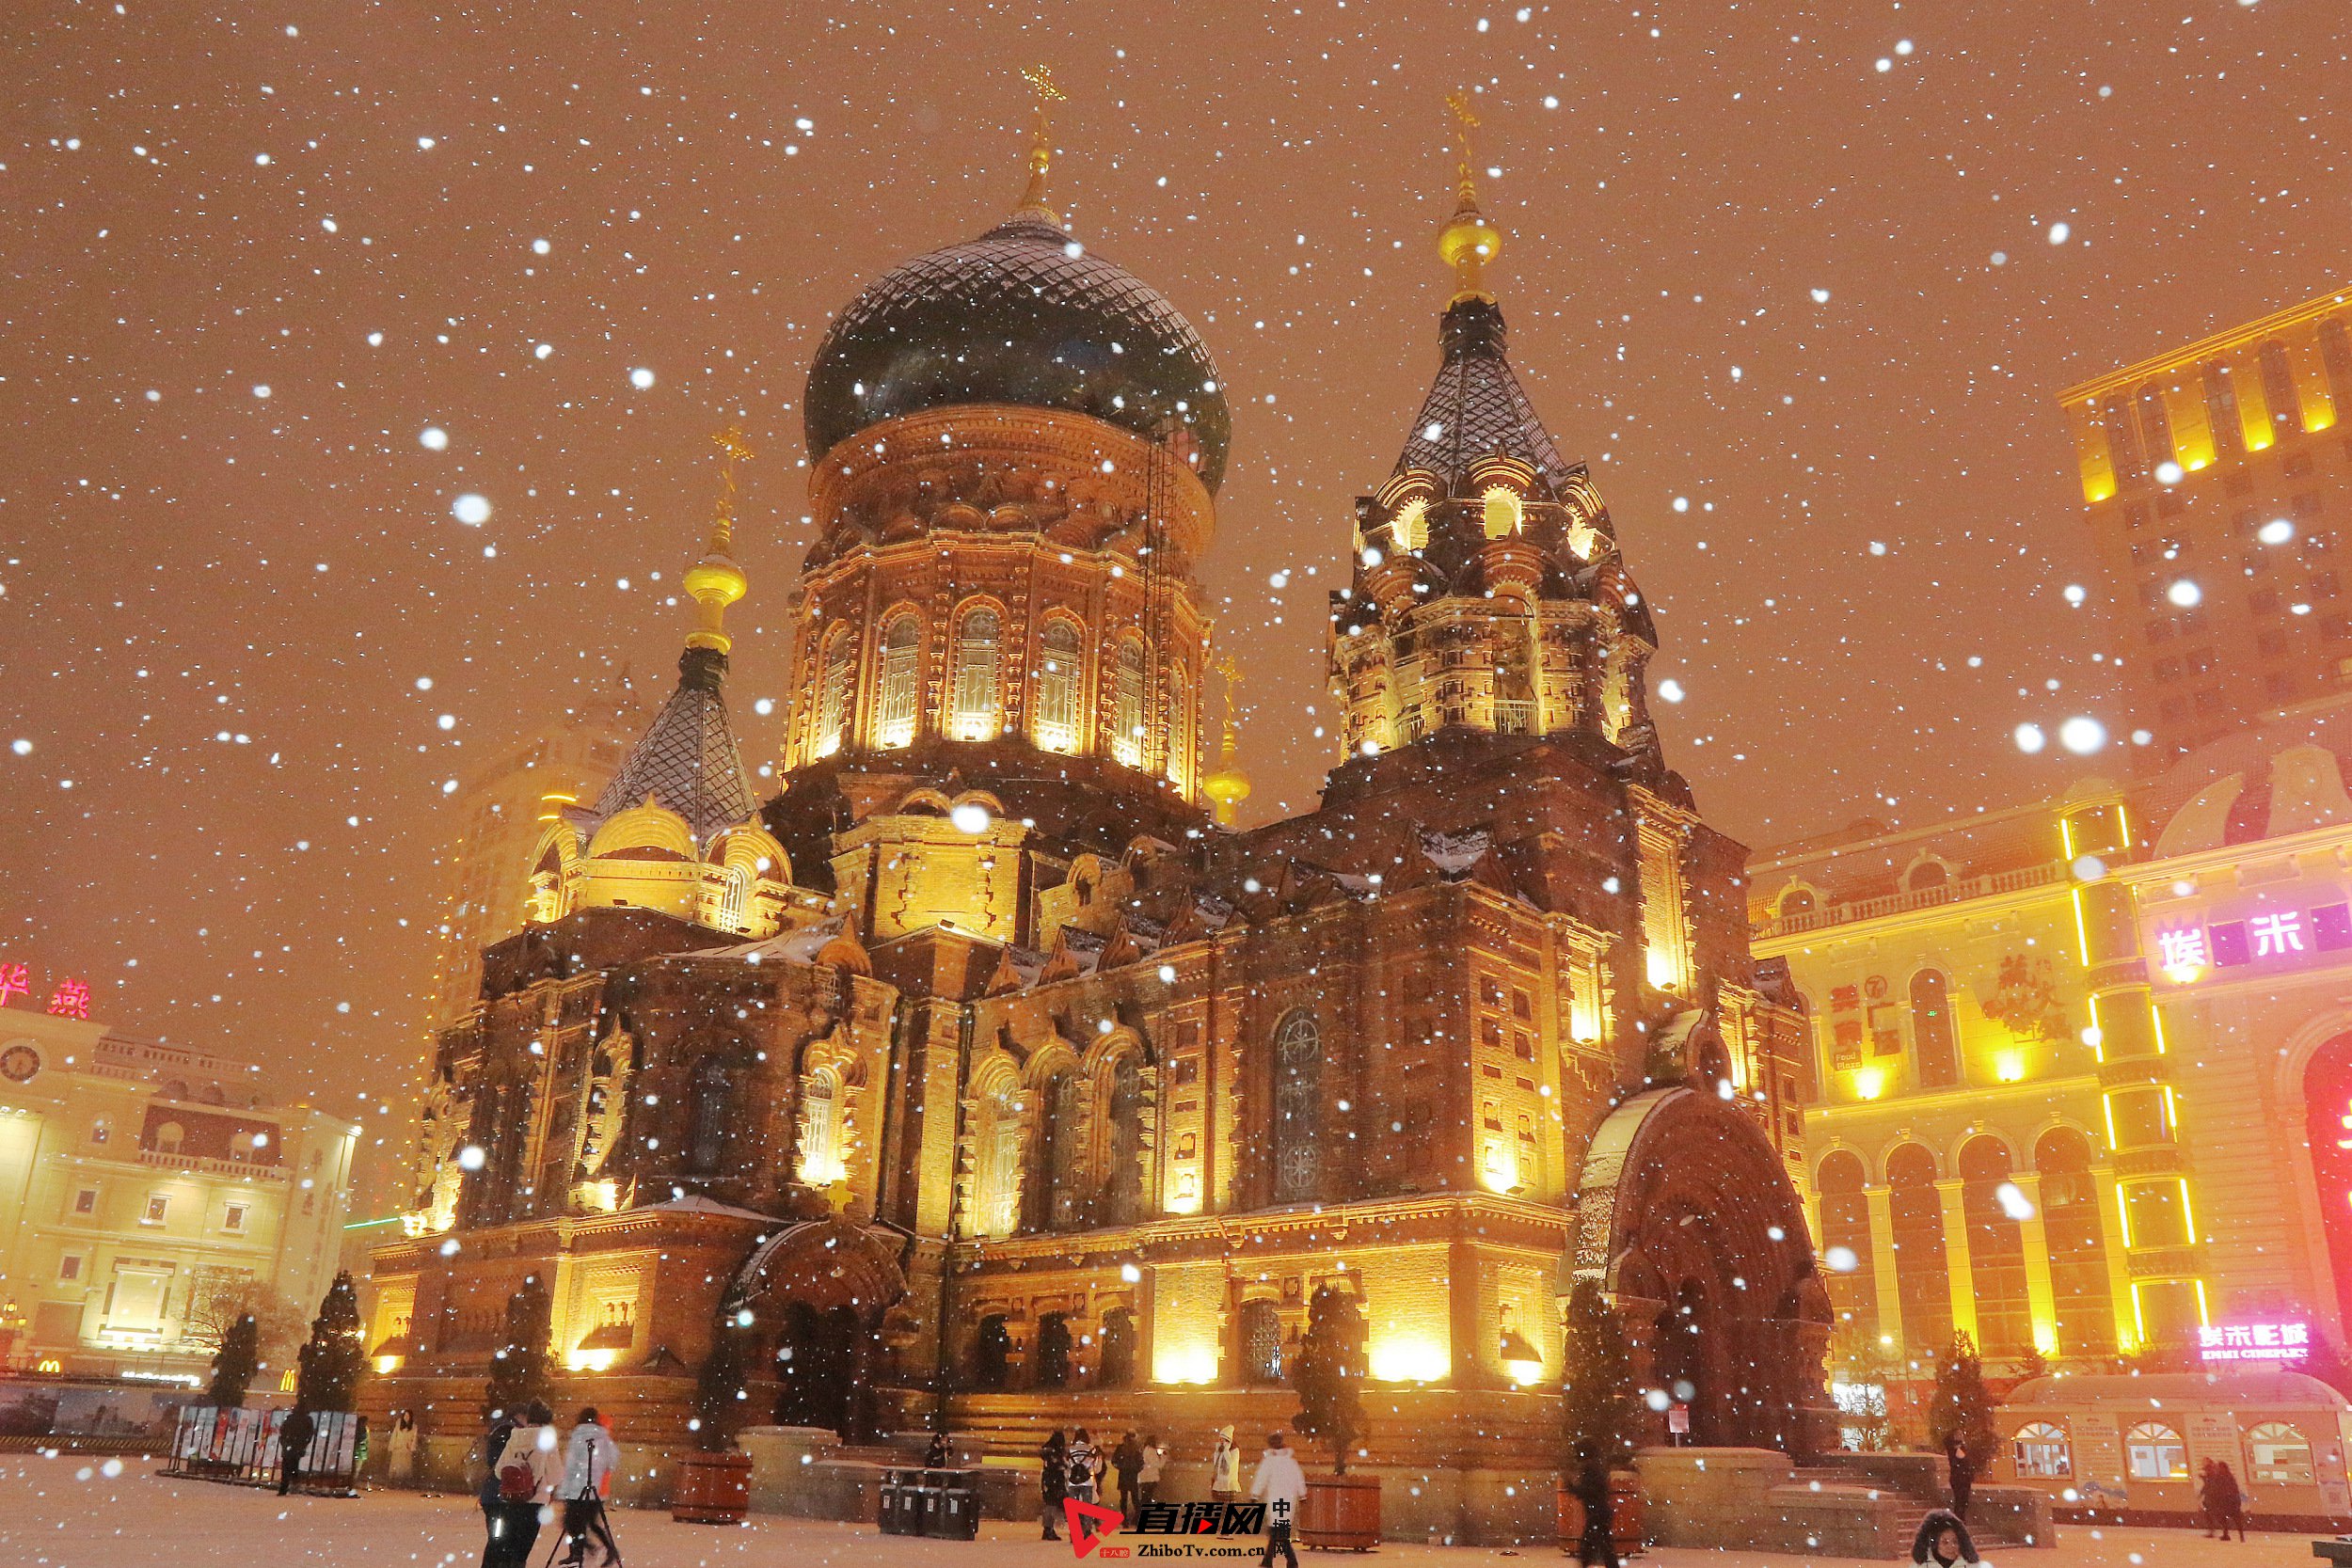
[1034,1313,1073,1387]
[1271,1011,1322,1203]
[1098,1307,1137,1389]
[1959,1135,2033,1361]
[1111,638,1146,768]
[1025,1067,1082,1232]
[2134,383,2176,469]
[1885,1143,1953,1358]
[949,605,1002,741]
[1815,1150,1879,1350]
[2034,1127,2117,1355]
[1165,663,1193,790]
[875,613,920,749]
[1910,970,1961,1088]
[687,1056,735,1175]
[798,1070,841,1185]
[1033,619,1084,753]
[972,1315,1012,1390]
[2260,340,2303,436]
[813,626,855,757]
[718,863,754,932]
[974,1080,1024,1239]
[1101,1053,1144,1227]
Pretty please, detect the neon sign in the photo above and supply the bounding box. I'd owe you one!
[2159,904,2352,980]
[0,962,94,1019]
[2198,1322,2312,1363]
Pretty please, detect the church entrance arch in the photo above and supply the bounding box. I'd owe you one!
[1573,1085,1833,1454]
[723,1214,908,1441]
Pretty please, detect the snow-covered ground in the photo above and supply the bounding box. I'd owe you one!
[0,1460,2313,1568]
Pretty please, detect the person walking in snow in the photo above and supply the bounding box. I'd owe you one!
[484,1402,560,1568]
[1249,1431,1308,1568]
[556,1406,622,1566]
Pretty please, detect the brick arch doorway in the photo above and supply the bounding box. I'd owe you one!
[1575,1085,1835,1454]
[724,1213,910,1442]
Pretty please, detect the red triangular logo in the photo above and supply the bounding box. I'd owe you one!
[1064,1498,1124,1558]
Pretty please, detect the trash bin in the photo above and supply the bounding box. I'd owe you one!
[880,1470,919,1536]
[927,1468,981,1541]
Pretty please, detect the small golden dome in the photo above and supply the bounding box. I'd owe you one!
[1439,198,1502,304]
[1201,760,1251,827]
[684,552,748,610]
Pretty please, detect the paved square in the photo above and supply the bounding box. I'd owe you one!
[0,1461,2317,1568]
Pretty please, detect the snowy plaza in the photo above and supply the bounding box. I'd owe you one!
[0,1460,2321,1568]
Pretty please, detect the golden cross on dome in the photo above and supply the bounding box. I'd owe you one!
[1017,65,1067,218]
[1445,90,1481,199]
[707,424,754,549]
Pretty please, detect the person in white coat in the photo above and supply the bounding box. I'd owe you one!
[1210,1425,1241,1502]
[1248,1431,1307,1568]
[555,1408,622,1566]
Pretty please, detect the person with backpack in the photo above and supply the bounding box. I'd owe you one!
[1066,1429,1103,1504]
[556,1406,622,1566]
[483,1402,560,1568]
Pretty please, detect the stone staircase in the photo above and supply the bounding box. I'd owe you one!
[1642,1448,2055,1558]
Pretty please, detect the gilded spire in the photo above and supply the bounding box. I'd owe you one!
[1200,651,1251,828]
[683,426,753,655]
[1438,91,1503,304]
[1015,65,1066,222]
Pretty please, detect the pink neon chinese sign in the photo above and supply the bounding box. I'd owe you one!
[2198,1322,2312,1363]
[0,962,94,1019]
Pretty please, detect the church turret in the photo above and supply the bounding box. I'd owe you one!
[1331,101,1662,771]
[524,430,792,936]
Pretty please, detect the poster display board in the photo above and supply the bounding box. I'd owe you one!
[164,1405,361,1495]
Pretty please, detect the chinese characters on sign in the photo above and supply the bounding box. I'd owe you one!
[0,963,93,1019]
[2198,1322,2312,1363]
[2159,904,2352,978]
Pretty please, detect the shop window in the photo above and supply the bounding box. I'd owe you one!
[2125,1421,2187,1481]
[2012,1421,2072,1478]
[2248,1421,2313,1486]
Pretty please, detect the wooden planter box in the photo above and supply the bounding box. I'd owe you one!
[1299,1472,1382,1551]
[1556,1473,1645,1559]
[671,1448,753,1525]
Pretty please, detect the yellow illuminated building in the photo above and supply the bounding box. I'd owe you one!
[2058,286,2352,762]
[0,1006,357,1380]
[1755,715,2352,1401]
[367,100,1829,1543]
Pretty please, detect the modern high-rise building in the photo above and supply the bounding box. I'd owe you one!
[2059,286,2352,763]
[417,686,643,1031]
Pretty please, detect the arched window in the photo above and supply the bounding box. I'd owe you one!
[1391,499,1429,553]
[1033,619,1084,753]
[1778,886,1817,917]
[875,613,920,748]
[2134,383,2176,469]
[718,863,754,932]
[1904,860,1949,894]
[1111,638,1146,768]
[2125,1421,2187,1481]
[1885,1143,1952,1358]
[2034,1127,2116,1355]
[1098,1307,1136,1389]
[1025,1068,1083,1232]
[1033,1313,1073,1388]
[2260,340,2303,436]
[1238,1299,1285,1386]
[813,626,855,758]
[1815,1150,1879,1348]
[798,1070,840,1186]
[1166,663,1193,791]
[1100,1053,1144,1227]
[974,1080,1024,1239]
[1271,1012,1322,1203]
[1910,970,1961,1088]
[1959,1136,2033,1361]
[972,1315,1012,1390]
[686,1056,735,1174]
[155,1121,184,1154]
[949,605,1002,741]
[2249,1421,2313,1485]
[2012,1422,2072,1478]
